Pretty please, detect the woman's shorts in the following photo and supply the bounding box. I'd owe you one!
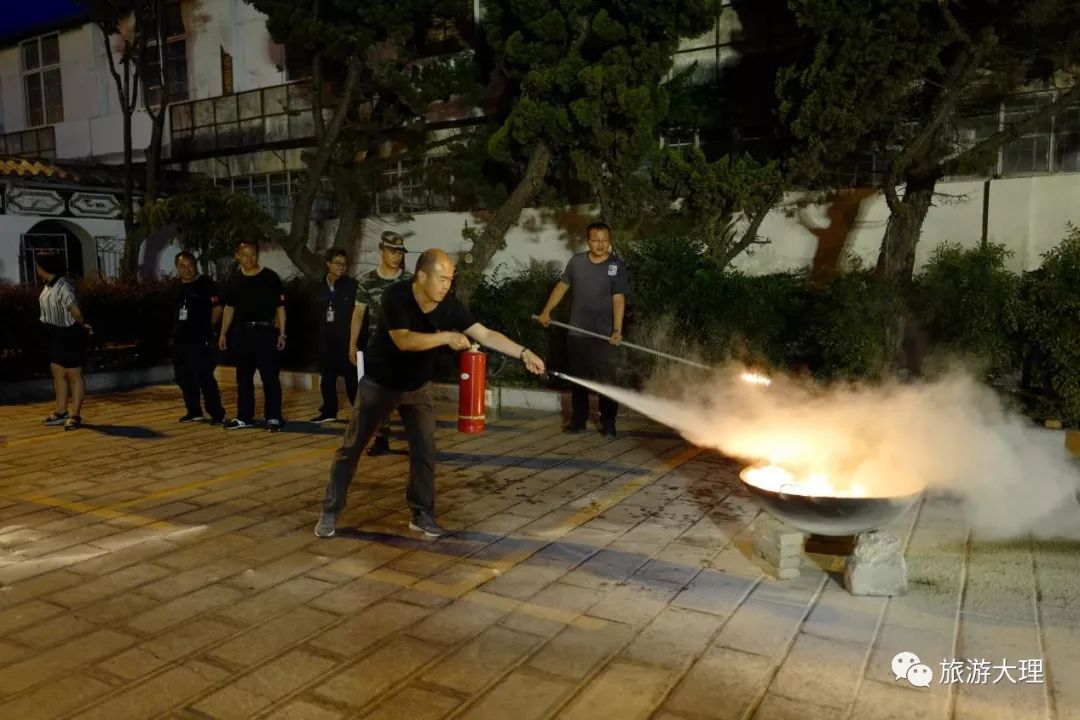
[47,324,88,369]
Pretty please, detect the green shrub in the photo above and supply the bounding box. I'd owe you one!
[0,277,177,381]
[457,259,564,387]
[911,241,1020,379]
[803,266,906,380]
[693,269,810,368]
[1018,225,1080,424]
[624,233,809,369]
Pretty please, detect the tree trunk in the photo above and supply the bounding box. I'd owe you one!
[282,60,364,278]
[456,140,552,308]
[331,188,364,250]
[876,174,937,281]
[119,109,140,280]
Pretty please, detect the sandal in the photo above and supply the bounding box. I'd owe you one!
[63,416,81,431]
[44,411,69,426]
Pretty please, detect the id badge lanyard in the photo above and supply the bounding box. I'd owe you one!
[326,283,336,323]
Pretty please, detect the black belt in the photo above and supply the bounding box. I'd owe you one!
[242,321,274,327]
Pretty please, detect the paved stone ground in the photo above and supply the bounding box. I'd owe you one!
[0,382,1079,720]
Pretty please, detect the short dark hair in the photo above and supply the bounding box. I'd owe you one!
[586,222,612,239]
[35,252,66,276]
[325,248,347,264]
[175,250,197,266]
[235,239,259,254]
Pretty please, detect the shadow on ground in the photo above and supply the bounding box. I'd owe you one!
[78,424,166,439]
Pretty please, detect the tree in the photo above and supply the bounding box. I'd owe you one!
[245,0,474,277]
[146,176,281,274]
[780,0,1080,281]
[452,0,721,305]
[87,0,177,280]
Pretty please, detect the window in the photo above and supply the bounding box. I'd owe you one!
[662,129,699,156]
[268,173,291,220]
[143,1,188,106]
[671,1,777,85]
[1001,96,1051,175]
[375,157,454,215]
[1054,106,1080,173]
[219,172,336,222]
[21,34,63,127]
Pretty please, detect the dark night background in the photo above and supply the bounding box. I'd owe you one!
[1,0,90,45]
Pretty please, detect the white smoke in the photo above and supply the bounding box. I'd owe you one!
[564,364,1080,540]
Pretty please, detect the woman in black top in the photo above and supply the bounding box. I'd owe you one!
[36,253,93,431]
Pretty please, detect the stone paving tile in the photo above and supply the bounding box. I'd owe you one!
[0,598,65,635]
[556,661,677,720]
[421,625,541,694]
[1,385,1079,720]
[0,672,114,720]
[76,662,221,720]
[769,631,870,710]
[266,700,346,720]
[308,600,432,658]
[126,584,244,635]
[208,606,339,667]
[313,635,443,709]
[0,628,135,694]
[7,611,97,649]
[664,646,775,719]
[459,669,573,720]
[528,619,637,681]
[620,606,725,669]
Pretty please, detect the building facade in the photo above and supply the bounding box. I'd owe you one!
[1,1,1079,287]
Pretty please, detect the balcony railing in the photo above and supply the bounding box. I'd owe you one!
[0,126,57,159]
[169,82,332,160]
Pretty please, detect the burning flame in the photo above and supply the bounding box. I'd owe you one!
[741,463,868,498]
[740,372,772,386]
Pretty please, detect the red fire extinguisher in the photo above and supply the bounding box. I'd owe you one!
[458,344,487,433]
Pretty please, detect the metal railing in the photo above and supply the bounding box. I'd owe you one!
[169,81,332,160]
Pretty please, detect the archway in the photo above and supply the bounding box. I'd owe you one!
[19,219,93,285]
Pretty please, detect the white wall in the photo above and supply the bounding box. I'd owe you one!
[188,0,285,98]
[233,174,1080,284]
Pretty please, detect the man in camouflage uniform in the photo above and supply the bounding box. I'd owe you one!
[349,231,412,455]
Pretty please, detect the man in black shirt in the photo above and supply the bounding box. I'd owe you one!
[311,248,359,423]
[218,240,287,432]
[172,251,226,424]
[315,249,547,539]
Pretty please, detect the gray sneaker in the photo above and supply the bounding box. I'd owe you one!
[314,513,336,538]
[408,511,449,539]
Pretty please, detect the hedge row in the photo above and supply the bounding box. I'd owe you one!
[3,227,1078,423]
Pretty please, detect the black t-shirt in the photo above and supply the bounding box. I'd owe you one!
[365,281,477,391]
[224,268,284,324]
[174,275,221,342]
